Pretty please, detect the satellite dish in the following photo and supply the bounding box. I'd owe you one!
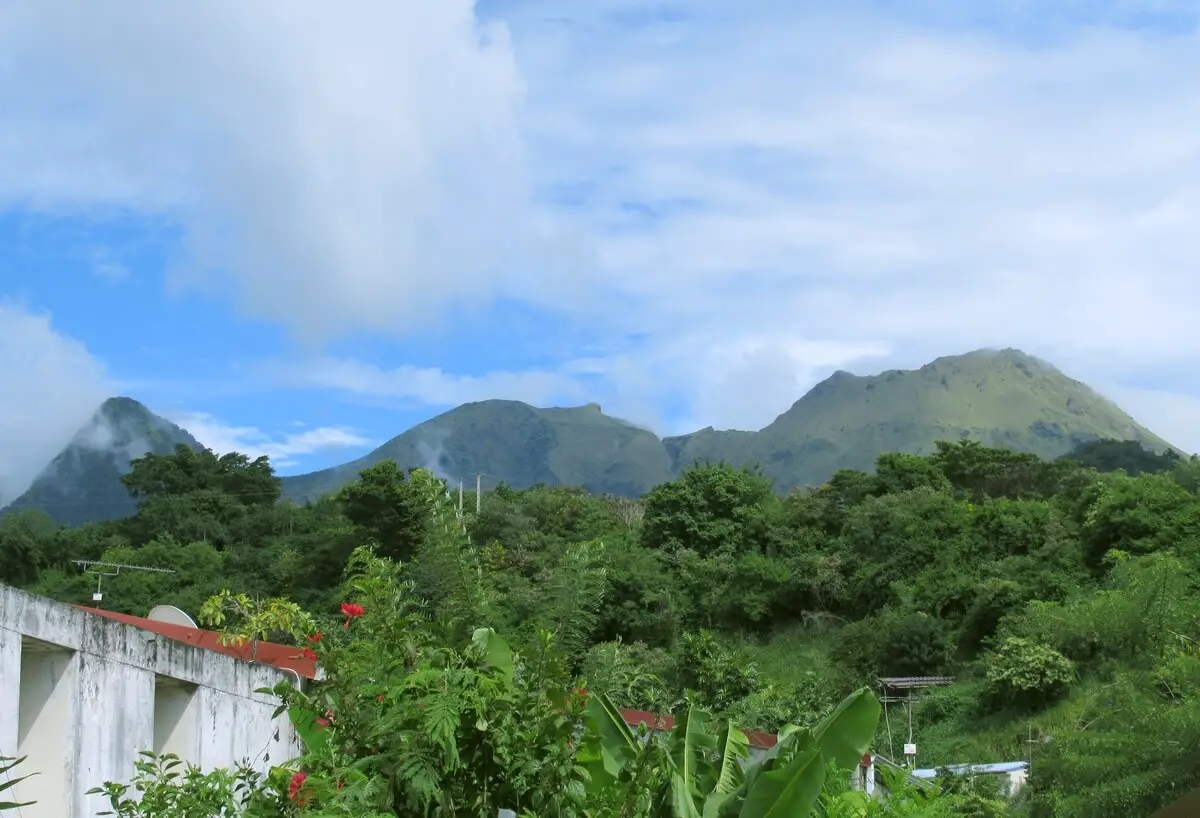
[147,604,198,629]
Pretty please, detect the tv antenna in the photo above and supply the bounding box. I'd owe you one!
[72,560,175,606]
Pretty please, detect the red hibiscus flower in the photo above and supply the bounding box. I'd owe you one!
[288,770,307,801]
[341,602,365,627]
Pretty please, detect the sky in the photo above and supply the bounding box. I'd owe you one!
[3,0,1200,504]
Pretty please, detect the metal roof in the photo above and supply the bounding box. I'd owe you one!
[74,605,320,680]
[877,676,955,689]
[912,761,1029,779]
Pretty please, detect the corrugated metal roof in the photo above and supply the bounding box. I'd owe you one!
[878,676,955,689]
[912,761,1028,778]
[74,605,319,680]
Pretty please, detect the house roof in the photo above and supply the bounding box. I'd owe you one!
[618,710,779,750]
[912,761,1028,779]
[74,606,777,747]
[878,676,955,689]
[74,605,319,680]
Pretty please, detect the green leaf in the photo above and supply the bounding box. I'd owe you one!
[471,627,514,684]
[0,755,36,807]
[736,731,825,818]
[668,772,705,818]
[288,705,330,754]
[671,707,716,790]
[811,687,880,772]
[709,720,749,795]
[580,691,639,786]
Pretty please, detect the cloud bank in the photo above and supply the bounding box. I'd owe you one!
[2,1,1200,448]
[166,412,372,470]
[0,303,112,505]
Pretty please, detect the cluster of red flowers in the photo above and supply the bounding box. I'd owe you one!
[301,631,323,661]
[341,601,365,628]
[288,770,307,803]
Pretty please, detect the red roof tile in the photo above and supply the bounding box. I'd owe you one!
[73,605,319,680]
[618,709,778,750]
[73,607,777,745]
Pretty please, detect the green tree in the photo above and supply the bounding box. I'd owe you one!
[641,464,778,557]
[122,444,281,506]
[335,461,436,562]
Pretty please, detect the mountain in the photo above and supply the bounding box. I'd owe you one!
[5,349,1180,523]
[667,348,1174,488]
[281,348,1173,501]
[0,397,204,526]
[280,400,675,503]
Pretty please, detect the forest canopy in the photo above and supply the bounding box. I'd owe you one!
[2,436,1198,817]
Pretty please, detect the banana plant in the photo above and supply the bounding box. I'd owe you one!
[0,755,36,811]
[582,687,880,818]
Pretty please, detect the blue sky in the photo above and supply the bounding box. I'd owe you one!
[2,0,1200,504]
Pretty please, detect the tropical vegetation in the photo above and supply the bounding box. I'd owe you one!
[1,436,1198,815]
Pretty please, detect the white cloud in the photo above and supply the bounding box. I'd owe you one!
[168,411,372,470]
[1094,384,1200,455]
[0,303,112,505]
[0,0,548,340]
[90,247,129,284]
[265,357,588,409]
[4,1,1200,433]
[502,0,1200,420]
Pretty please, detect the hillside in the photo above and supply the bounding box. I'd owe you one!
[0,397,203,526]
[281,400,675,503]
[5,348,1180,523]
[674,348,1173,488]
[283,348,1172,499]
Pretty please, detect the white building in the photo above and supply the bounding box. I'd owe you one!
[0,585,315,818]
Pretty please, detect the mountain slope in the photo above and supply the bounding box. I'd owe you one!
[8,349,1180,523]
[669,348,1172,488]
[280,400,675,503]
[0,397,204,526]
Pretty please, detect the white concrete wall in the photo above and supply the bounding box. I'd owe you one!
[0,585,302,818]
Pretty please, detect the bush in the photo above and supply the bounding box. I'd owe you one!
[983,636,1074,711]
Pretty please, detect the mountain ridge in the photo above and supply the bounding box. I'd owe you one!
[1,397,204,526]
[0,348,1180,523]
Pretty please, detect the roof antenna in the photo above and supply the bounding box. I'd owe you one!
[71,560,175,607]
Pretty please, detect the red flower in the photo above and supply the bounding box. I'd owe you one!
[341,602,365,627]
[288,771,307,801]
[306,632,324,643]
[302,647,318,661]
[316,717,329,729]
[377,694,385,703]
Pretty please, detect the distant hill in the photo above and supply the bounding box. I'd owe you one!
[280,400,675,503]
[6,349,1180,523]
[0,397,203,526]
[666,348,1174,489]
[281,348,1173,500]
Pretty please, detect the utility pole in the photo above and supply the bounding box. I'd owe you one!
[458,478,464,515]
[476,472,482,514]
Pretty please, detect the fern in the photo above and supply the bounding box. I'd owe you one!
[413,480,495,641]
[540,539,608,664]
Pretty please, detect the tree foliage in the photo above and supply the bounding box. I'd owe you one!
[7,436,1200,816]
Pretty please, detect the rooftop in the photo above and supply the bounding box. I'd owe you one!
[74,605,319,680]
[878,676,955,689]
[75,605,779,746]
